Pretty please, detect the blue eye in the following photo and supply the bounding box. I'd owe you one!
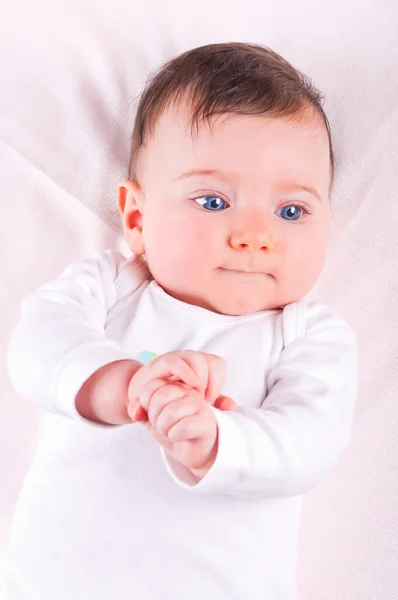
[194,195,229,211]
[276,205,304,221]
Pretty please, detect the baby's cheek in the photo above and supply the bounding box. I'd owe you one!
[173,227,211,277]
[294,238,327,292]
[146,219,209,285]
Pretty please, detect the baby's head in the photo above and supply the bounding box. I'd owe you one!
[118,42,333,316]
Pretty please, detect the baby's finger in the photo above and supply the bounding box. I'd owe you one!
[155,393,203,437]
[175,351,209,395]
[167,413,210,443]
[213,395,237,411]
[130,403,148,423]
[147,383,187,427]
[128,356,195,409]
[129,377,169,421]
[138,377,169,412]
[150,355,201,389]
[202,353,226,403]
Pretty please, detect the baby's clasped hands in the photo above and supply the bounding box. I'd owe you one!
[127,351,236,477]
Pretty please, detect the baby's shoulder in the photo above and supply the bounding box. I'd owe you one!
[282,299,356,348]
[101,249,152,299]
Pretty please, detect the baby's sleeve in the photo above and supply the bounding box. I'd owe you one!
[7,250,147,425]
[163,302,358,498]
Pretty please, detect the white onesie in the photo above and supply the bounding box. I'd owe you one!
[4,249,357,600]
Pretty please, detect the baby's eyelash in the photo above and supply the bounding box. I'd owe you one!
[191,191,228,201]
[283,202,312,214]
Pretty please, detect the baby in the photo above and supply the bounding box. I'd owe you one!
[5,43,357,600]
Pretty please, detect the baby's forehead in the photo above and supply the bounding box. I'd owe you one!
[149,101,328,149]
[138,103,331,198]
[143,102,329,172]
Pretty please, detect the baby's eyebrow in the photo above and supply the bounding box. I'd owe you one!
[281,183,322,202]
[176,169,235,183]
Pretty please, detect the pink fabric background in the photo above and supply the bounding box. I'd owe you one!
[1,0,397,597]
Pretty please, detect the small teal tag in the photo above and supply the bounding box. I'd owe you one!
[137,350,158,365]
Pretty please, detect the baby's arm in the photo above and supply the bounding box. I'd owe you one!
[7,250,147,426]
[162,303,358,497]
[7,252,233,426]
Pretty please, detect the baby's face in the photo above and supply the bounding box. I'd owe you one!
[123,102,332,315]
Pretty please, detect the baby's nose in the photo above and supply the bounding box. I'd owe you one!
[228,223,274,253]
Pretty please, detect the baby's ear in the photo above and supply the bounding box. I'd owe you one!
[118,179,145,255]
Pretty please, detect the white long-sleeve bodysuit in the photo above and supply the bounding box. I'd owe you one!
[4,250,357,600]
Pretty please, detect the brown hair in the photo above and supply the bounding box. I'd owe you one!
[128,42,334,182]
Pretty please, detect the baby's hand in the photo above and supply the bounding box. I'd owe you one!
[140,380,219,478]
[127,350,236,421]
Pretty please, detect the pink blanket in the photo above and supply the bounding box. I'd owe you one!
[1,1,397,597]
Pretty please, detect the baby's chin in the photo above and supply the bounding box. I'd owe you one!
[159,278,303,316]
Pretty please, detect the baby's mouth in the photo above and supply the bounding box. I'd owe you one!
[218,267,274,278]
